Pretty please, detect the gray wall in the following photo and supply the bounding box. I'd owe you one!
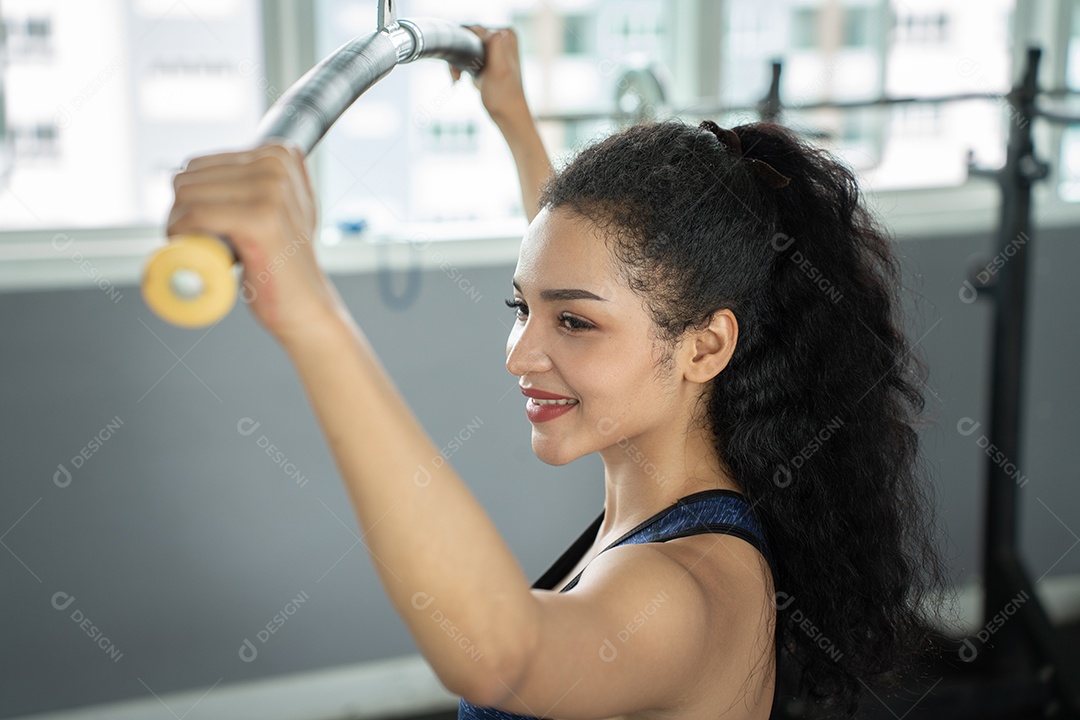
[1,226,1078,717]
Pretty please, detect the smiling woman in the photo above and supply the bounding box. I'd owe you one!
[162,22,949,720]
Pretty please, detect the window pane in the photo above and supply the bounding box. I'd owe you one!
[1058,0,1080,202]
[722,0,1014,191]
[563,14,593,55]
[792,7,819,50]
[0,0,264,231]
[312,0,675,240]
[844,7,874,48]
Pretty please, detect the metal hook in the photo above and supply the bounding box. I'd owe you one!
[376,239,423,311]
[377,0,396,30]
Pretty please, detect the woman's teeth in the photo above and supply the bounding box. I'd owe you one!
[531,398,578,405]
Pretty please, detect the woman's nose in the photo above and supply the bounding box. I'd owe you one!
[506,321,553,377]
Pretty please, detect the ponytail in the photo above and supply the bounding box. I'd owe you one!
[717,122,950,713]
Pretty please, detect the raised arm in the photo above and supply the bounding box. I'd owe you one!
[167,143,537,699]
[451,26,553,223]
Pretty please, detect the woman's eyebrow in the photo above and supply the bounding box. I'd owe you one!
[512,278,609,302]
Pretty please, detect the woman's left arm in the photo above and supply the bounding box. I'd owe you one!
[167,142,538,702]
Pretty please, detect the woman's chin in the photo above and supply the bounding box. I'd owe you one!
[530,435,580,467]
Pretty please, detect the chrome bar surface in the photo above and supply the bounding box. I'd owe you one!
[255,17,484,155]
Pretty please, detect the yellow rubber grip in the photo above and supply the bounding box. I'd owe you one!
[141,234,238,328]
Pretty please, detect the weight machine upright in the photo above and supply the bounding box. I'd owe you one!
[966,45,1080,719]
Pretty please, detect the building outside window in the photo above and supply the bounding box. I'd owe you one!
[0,0,1066,247]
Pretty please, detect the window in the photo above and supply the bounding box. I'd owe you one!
[893,10,950,45]
[11,122,60,159]
[5,14,54,60]
[0,0,264,231]
[791,7,819,50]
[423,120,480,154]
[563,14,592,55]
[723,0,1013,191]
[5,0,1080,273]
[843,6,875,48]
[1057,0,1080,201]
[892,101,945,137]
[312,0,674,239]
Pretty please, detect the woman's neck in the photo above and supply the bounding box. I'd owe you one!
[596,422,739,546]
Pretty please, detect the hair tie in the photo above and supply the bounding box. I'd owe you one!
[698,120,791,190]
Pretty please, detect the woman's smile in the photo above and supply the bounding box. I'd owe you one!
[525,397,579,422]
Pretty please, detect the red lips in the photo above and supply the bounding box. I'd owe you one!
[520,386,576,400]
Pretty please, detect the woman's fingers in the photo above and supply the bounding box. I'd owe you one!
[163,140,333,341]
[449,24,498,85]
[171,144,314,233]
[467,27,528,122]
[287,143,317,228]
[463,24,491,38]
[168,175,308,252]
[179,141,297,176]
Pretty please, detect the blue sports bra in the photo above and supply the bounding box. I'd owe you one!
[457,488,773,720]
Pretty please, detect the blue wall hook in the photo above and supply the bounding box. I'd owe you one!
[375,239,423,310]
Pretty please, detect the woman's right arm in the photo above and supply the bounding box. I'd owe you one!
[451,26,553,223]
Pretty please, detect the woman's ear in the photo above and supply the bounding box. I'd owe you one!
[680,308,738,384]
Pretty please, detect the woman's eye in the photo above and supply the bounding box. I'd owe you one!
[504,297,527,319]
[558,313,594,332]
[503,298,594,333]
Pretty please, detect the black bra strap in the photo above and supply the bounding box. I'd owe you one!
[558,521,771,593]
[532,511,603,590]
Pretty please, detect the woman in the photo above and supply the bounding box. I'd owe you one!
[167,25,950,720]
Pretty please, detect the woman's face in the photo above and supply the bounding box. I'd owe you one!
[506,205,692,467]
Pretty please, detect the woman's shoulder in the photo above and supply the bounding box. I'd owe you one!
[570,534,775,662]
[575,529,774,611]
[566,537,776,717]
[653,534,776,715]
[659,531,774,597]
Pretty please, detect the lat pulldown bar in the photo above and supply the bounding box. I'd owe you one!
[141,1,484,328]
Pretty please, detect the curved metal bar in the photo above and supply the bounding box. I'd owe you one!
[398,18,486,69]
[142,16,485,328]
[256,17,484,155]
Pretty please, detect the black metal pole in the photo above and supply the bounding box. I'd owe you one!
[758,60,782,123]
[971,46,1080,716]
[978,43,1041,668]
[757,48,1080,719]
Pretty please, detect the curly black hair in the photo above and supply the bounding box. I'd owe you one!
[536,119,953,717]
